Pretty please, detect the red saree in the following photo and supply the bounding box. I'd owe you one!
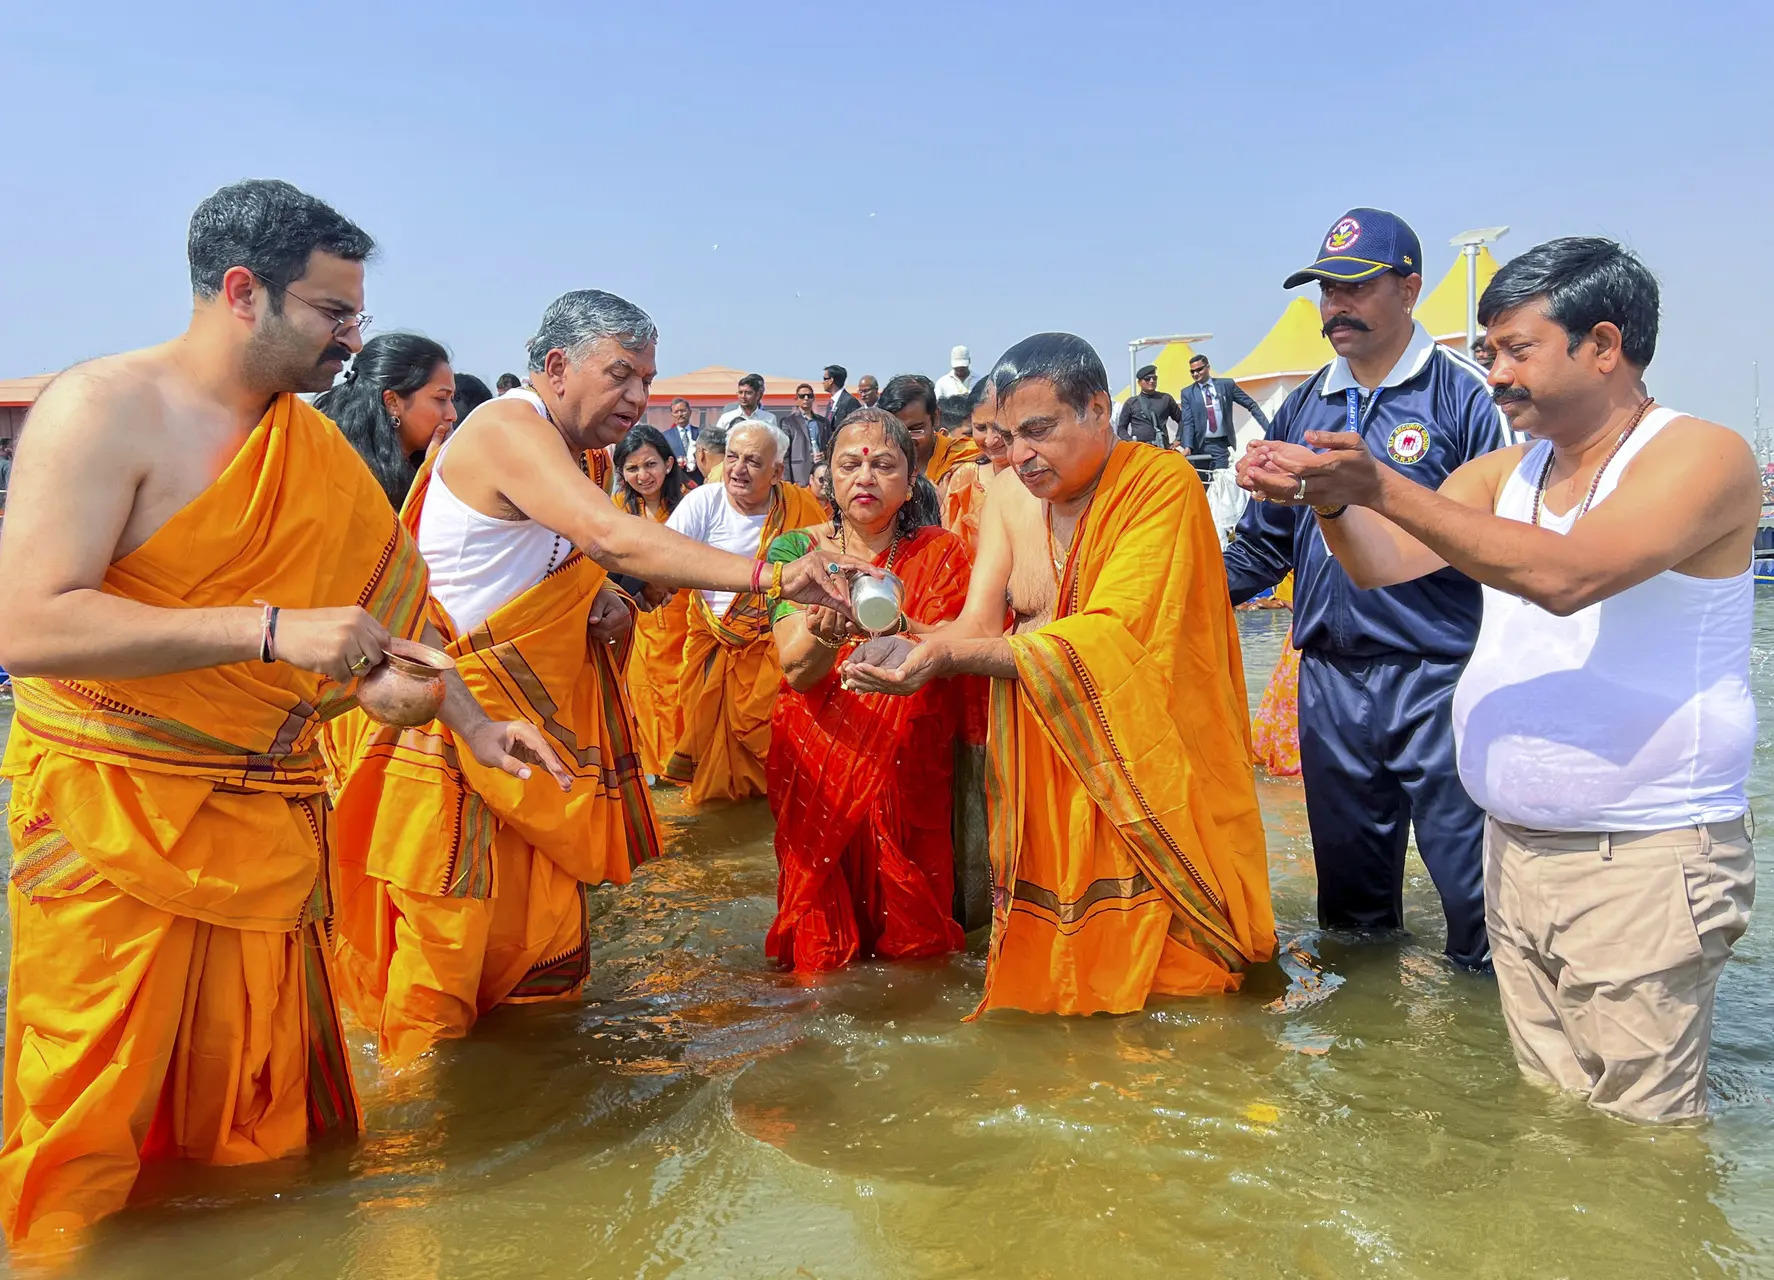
[764,525,972,971]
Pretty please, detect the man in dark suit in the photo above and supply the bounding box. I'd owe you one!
[660,396,701,482]
[824,364,861,429]
[1180,353,1272,469]
[776,382,824,485]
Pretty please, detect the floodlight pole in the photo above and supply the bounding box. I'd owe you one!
[1449,226,1509,353]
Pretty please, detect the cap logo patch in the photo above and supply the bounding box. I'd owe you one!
[1325,217,1362,253]
[1387,422,1430,464]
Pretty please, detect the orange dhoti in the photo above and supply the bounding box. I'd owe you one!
[764,526,972,970]
[0,394,426,1246]
[626,510,692,777]
[328,454,661,1065]
[926,434,986,551]
[979,442,1276,1016]
[665,484,824,806]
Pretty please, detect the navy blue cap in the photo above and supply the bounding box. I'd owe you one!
[1283,208,1422,288]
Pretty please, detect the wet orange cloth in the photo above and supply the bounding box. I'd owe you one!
[0,393,424,1246]
[979,441,1275,1016]
[1251,577,1299,777]
[925,435,986,548]
[665,484,825,805]
[623,499,692,777]
[1251,637,1301,777]
[327,452,660,1064]
[764,526,972,971]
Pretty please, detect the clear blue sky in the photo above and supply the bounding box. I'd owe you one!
[4,0,1770,428]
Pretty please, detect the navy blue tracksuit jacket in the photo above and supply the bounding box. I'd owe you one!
[1225,326,1505,968]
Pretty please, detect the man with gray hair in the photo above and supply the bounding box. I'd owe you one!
[327,293,866,1061]
[664,419,825,804]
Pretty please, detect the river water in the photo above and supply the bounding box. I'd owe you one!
[1,608,1772,1279]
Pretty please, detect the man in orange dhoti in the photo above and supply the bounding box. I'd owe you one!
[845,333,1276,1014]
[664,422,826,804]
[0,181,565,1248]
[880,374,987,549]
[327,297,863,1063]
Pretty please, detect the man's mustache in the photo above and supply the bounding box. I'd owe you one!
[1492,386,1531,405]
[320,344,352,366]
[1321,315,1371,337]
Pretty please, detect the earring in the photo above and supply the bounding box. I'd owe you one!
[391,413,403,432]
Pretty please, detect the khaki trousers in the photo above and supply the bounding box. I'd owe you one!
[1484,816,1755,1123]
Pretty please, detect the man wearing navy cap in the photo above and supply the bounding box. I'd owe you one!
[1221,207,1504,971]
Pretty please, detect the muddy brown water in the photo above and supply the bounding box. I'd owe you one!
[1,609,1770,1278]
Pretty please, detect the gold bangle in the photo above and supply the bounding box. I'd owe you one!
[767,561,784,600]
[810,629,845,650]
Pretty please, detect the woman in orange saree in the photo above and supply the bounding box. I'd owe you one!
[764,409,971,972]
[615,426,695,779]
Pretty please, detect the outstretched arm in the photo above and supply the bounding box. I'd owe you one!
[464,405,857,610]
[0,369,393,682]
[1243,421,1757,612]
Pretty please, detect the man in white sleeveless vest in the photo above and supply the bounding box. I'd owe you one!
[1236,237,1758,1122]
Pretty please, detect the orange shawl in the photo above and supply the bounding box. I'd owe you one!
[978,441,1275,1015]
[328,451,660,899]
[3,394,429,931]
[623,498,693,776]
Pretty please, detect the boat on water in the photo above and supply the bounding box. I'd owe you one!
[1758,473,1774,587]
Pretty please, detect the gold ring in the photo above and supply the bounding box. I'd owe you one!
[349,655,371,674]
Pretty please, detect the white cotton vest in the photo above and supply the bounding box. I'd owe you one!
[1451,407,1755,831]
[415,390,571,634]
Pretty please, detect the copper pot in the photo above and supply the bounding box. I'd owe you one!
[357,638,454,727]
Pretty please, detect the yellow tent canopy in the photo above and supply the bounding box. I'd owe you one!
[1222,298,1332,382]
[1115,339,1199,400]
[1415,245,1500,341]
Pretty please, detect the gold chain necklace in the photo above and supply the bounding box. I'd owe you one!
[1529,397,1654,527]
[839,524,901,573]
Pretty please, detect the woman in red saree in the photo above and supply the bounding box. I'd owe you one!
[764,409,971,971]
[615,426,695,779]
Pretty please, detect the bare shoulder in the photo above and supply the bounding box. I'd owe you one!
[1443,441,1528,507]
[24,347,172,438]
[1650,414,1756,465]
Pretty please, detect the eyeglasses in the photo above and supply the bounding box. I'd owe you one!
[254,273,371,336]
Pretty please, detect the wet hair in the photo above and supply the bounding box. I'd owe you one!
[1478,236,1659,368]
[824,364,847,386]
[452,372,493,421]
[614,424,689,515]
[820,408,942,537]
[937,394,971,434]
[315,332,450,508]
[496,372,522,393]
[738,372,766,395]
[988,332,1109,418]
[525,290,658,372]
[188,179,374,304]
[968,374,996,411]
[878,373,938,422]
